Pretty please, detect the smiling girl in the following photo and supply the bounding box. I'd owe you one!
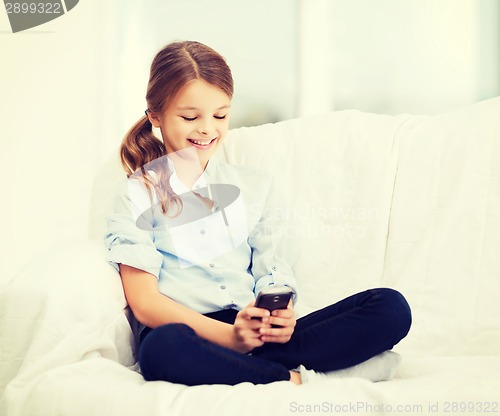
[105,41,411,386]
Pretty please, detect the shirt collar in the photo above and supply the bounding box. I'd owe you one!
[167,156,220,194]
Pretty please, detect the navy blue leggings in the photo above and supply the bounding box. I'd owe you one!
[138,288,411,386]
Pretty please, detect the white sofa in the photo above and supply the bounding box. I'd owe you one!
[1,97,499,416]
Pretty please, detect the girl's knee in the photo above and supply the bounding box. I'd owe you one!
[374,288,412,338]
[141,323,195,350]
[139,323,195,381]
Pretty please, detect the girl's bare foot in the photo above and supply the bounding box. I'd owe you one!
[289,370,302,384]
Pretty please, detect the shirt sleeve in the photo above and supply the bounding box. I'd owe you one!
[104,177,164,278]
[248,176,299,303]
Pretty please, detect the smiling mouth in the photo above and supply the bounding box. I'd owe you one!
[187,138,217,147]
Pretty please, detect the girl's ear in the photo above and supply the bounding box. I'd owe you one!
[147,112,162,128]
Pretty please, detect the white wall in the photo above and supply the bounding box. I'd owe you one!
[1,0,499,282]
[114,1,299,129]
[1,1,109,281]
[298,0,500,115]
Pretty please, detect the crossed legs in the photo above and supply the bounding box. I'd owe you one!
[139,288,412,386]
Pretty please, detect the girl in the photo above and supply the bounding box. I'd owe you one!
[105,40,411,386]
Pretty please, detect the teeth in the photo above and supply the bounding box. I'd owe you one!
[190,139,214,145]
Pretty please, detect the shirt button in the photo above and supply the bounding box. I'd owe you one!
[271,265,277,271]
[220,285,226,290]
[209,263,215,268]
[200,229,206,235]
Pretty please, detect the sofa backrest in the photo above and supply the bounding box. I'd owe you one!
[222,111,409,308]
[221,97,500,356]
[382,97,500,355]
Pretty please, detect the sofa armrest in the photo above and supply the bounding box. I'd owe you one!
[0,240,136,392]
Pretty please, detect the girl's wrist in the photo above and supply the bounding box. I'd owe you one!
[225,324,252,354]
[216,322,241,352]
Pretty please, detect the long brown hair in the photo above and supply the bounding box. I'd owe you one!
[120,41,234,213]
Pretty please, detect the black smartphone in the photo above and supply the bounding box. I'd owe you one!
[254,286,294,313]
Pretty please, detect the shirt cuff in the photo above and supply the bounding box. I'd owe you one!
[107,243,164,278]
[254,274,298,304]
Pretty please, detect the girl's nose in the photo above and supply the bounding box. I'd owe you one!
[197,121,213,136]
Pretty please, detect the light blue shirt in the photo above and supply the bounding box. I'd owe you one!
[104,156,297,316]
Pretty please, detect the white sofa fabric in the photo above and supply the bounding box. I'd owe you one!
[1,97,499,416]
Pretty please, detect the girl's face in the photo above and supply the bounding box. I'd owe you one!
[149,79,231,169]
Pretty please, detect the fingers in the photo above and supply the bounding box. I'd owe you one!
[258,325,294,343]
[259,325,292,337]
[259,309,296,343]
[270,307,294,319]
[233,306,272,351]
[244,317,271,330]
[266,316,293,328]
[260,335,291,343]
[235,302,296,346]
[242,306,271,322]
[240,332,266,350]
[267,307,295,327]
[232,322,266,352]
[241,300,294,321]
[236,309,271,334]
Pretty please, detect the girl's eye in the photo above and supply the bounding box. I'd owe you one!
[214,115,227,120]
[181,116,197,121]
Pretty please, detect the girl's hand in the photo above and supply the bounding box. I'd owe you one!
[257,300,296,344]
[232,301,271,353]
